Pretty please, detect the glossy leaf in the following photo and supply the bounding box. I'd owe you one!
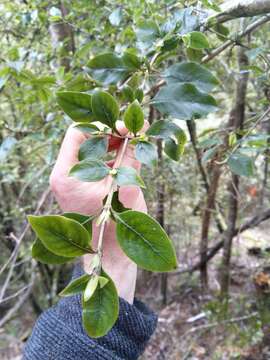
[115,167,145,188]
[91,91,119,129]
[62,212,93,236]
[87,53,126,85]
[121,85,135,102]
[134,88,144,103]
[110,191,130,213]
[32,238,73,265]
[152,83,218,120]
[123,100,144,134]
[69,160,110,182]
[228,152,254,177]
[122,52,141,71]
[28,215,92,257]
[183,31,210,50]
[79,136,108,161]
[59,274,90,297]
[146,120,183,139]
[115,210,178,272]
[82,271,119,338]
[164,62,219,92]
[56,91,93,122]
[135,141,157,167]
[135,20,160,50]
[178,7,200,35]
[98,276,109,288]
[87,52,140,85]
[74,123,100,134]
[164,128,187,161]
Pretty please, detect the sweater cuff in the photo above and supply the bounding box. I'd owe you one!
[23,266,157,360]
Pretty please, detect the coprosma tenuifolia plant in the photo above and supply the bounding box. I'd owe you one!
[28,10,219,337]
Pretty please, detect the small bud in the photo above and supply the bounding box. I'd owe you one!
[110,169,117,176]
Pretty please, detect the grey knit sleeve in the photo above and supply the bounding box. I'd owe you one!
[22,267,157,360]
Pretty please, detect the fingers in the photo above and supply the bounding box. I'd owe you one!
[119,186,147,213]
[52,125,88,177]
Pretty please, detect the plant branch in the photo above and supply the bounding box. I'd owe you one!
[96,137,129,261]
[212,0,270,24]
[171,207,270,276]
[202,15,270,63]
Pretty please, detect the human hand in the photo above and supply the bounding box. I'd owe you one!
[49,122,147,303]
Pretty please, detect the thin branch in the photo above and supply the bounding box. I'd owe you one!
[171,207,270,276]
[0,188,50,301]
[202,15,270,63]
[212,0,270,24]
[182,312,258,337]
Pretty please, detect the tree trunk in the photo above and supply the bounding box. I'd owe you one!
[200,164,221,290]
[211,0,270,24]
[49,3,75,71]
[260,120,270,207]
[220,46,249,296]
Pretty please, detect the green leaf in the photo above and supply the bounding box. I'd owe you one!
[183,31,210,50]
[79,136,108,161]
[186,48,203,62]
[152,83,218,120]
[115,210,178,272]
[201,0,221,11]
[87,53,126,85]
[115,167,145,188]
[123,100,144,134]
[32,238,73,265]
[122,52,141,71]
[178,7,200,35]
[84,275,99,301]
[62,212,93,236]
[82,270,119,338]
[146,121,187,161]
[120,85,135,102]
[135,141,157,167]
[87,52,140,85]
[98,276,109,288]
[56,91,93,122]
[227,152,254,177]
[74,123,100,135]
[164,128,187,161]
[28,215,92,257]
[134,88,144,103]
[164,62,219,92]
[69,160,110,182]
[202,147,218,164]
[135,20,160,49]
[91,91,119,129]
[59,274,90,297]
[110,191,130,213]
[146,120,183,139]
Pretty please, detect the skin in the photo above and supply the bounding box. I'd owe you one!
[49,121,147,304]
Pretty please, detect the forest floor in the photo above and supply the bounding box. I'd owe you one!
[1,225,270,360]
[140,225,270,360]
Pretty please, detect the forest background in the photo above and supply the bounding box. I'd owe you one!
[1,0,270,358]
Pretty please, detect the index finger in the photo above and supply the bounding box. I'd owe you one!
[53,125,88,176]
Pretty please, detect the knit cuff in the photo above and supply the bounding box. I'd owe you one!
[23,266,157,360]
